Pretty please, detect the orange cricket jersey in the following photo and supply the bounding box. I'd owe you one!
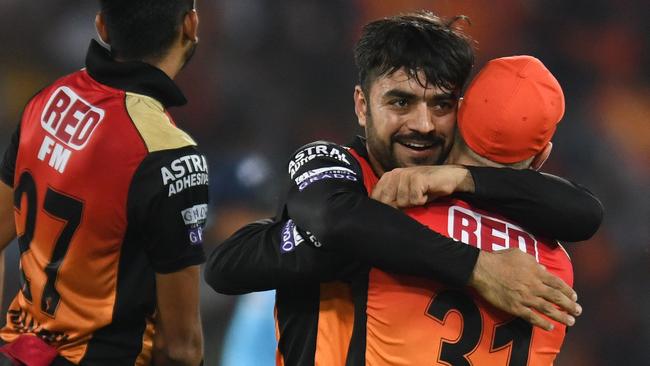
[271,142,573,366]
[0,41,207,365]
[273,144,375,366]
[363,199,574,366]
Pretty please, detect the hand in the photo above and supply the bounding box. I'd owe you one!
[371,165,474,208]
[468,249,581,331]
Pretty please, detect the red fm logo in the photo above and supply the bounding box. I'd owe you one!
[38,87,105,173]
[448,205,539,262]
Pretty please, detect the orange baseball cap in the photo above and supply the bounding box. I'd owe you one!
[457,55,565,164]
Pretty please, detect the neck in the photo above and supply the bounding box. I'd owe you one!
[149,53,183,80]
[113,51,182,80]
[447,145,496,167]
[447,146,473,166]
[147,42,189,80]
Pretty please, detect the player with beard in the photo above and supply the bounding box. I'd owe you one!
[205,12,602,366]
[356,55,577,366]
[0,1,205,365]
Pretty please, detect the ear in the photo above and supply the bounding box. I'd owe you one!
[531,142,553,171]
[183,9,200,43]
[354,85,368,128]
[95,12,110,45]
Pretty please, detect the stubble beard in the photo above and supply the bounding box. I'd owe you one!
[365,113,451,174]
[180,42,198,70]
[365,113,400,174]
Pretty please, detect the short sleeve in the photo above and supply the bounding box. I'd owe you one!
[129,145,209,273]
[1,122,20,187]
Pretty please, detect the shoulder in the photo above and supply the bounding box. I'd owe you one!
[288,140,357,179]
[125,92,196,153]
[132,145,209,199]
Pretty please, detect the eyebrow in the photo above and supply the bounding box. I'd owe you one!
[383,89,417,101]
[382,89,459,102]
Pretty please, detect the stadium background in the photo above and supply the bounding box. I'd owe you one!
[0,1,647,365]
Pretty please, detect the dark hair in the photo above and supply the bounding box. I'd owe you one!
[99,0,195,61]
[354,11,475,94]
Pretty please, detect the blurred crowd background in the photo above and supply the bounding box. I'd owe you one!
[0,1,648,365]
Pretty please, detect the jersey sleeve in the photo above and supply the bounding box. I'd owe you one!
[128,145,208,273]
[284,141,479,287]
[1,122,20,187]
[204,218,356,295]
[464,166,604,242]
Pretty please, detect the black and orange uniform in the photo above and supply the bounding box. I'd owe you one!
[206,137,601,366]
[363,199,573,365]
[346,150,574,365]
[0,41,207,365]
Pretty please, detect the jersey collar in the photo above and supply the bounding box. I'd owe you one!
[85,40,187,108]
[349,135,370,162]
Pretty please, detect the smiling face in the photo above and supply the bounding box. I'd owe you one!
[355,68,459,175]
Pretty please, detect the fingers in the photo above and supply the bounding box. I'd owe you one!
[395,173,427,207]
[471,249,581,331]
[543,271,579,302]
[372,169,429,208]
[537,275,581,317]
[395,171,411,207]
[371,172,398,205]
[519,307,554,332]
[525,296,576,328]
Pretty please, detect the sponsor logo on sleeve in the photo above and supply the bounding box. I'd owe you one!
[181,204,208,225]
[181,204,208,245]
[280,220,304,253]
[280,220,322,253]
[288,144,351,178]
[188,226,204,245]
[294,166,358,191]
[161,154,209,197]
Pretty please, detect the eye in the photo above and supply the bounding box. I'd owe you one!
[391,98,409,108]
[432,100,455,114]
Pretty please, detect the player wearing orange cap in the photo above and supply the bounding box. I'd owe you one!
[362,55,572,366]
[455,55,564,166]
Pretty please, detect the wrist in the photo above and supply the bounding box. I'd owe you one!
[453,165,475,193]
[468,250,489,288]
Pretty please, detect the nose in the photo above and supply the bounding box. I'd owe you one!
[406,102,435,134]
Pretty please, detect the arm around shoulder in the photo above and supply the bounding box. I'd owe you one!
[205,218,352,294]
[285,142,479,286]
[204,219,279,295]
[465,167,604,241]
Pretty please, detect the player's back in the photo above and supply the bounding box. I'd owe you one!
[362,199,574,366]
[1,64,201,364]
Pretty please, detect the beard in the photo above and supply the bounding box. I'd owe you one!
[365,113,451,174]
[180,41,198,70]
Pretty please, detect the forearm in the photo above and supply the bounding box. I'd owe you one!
[464,167,603,241]
[154,267,203,366]
[288,189,479,287]
[205,219,352,294]
[283,141,478,287]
